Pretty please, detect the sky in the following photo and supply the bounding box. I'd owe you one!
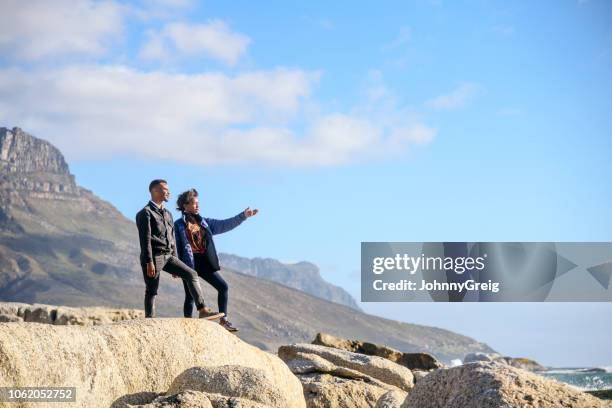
[1,0,611,367]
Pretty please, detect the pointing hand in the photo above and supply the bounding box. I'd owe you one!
[243,207,259,218]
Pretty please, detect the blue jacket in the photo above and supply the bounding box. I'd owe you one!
[174,211,246,271]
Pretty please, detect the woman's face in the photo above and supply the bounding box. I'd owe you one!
[184,196,200,214]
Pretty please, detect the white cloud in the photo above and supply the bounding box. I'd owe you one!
[426,83,481,110]
[0,65,436,167]
[139,21,251,65]
[0,0,126,60]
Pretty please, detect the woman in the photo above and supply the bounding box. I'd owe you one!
[174,188,258,331]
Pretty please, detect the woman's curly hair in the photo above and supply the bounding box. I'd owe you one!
[176,188,198,213]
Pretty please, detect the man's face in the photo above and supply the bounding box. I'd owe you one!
[151,183,170,202]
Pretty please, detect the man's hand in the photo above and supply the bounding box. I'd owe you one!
[146,262,156,278]
[243,207,259,218]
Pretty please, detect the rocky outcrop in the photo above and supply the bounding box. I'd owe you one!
[0,318,305,408]
[0,127,79,195]
[313,333,443,371]
[401,362,611,408]
[0,127,70,174]
[279,343,413,408]
[0,301,143,325]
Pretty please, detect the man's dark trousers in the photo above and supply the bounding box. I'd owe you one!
[141,253,206,317]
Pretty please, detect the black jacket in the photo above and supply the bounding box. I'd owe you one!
[135,201,177,264]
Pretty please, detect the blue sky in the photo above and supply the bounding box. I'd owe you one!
[1,0,611,367]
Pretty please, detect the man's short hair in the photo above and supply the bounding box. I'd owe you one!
[149,179,167,192]
[176,188,198,213]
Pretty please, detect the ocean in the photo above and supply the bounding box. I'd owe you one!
[539,367,612,391]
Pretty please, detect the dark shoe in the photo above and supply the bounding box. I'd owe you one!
[198,307,224,320]
[220,318,239,332]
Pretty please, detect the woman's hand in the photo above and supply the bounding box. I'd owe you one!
[243,207,259,218]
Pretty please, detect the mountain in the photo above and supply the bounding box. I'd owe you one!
[218,253,361,310]
[0,126,496,362]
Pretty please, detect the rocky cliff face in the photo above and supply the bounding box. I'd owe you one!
[0,126,79,230]
[0,128,62,171]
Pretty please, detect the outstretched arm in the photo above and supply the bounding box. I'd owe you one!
[206,207,259,235]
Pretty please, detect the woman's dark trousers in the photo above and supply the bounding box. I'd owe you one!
[183,253,229,318]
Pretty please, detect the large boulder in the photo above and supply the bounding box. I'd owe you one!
[166,365,288,408]
[313,333,443,371]
[0,318,305,408]
[401,361,611,408]
[279,344,413,391]
[279,343,413,408]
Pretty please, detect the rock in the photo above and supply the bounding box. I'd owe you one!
[285,351,400,392]
[375,390,407,408]
[0,302,144,325]
[130,389,272,408]
[313,333,401,361]
[462,352,502,364]
[505,357,547,372]
[279,343,413,392]
[166,366,288,408]
[586,389,612,400]
[313,333,443,371]
[313,332,362,352]
[52,305,144,325]
[280,344,414,408]
[411,370,430,383]
[400,361,611,408]
[464,352,547,372]
[0,313,22,322]
[0,302,30,316]
[396,353,444,371]
[112,391,162,407]
[299,373,391,408]
[129,390,213,408]
[0,318,305,408]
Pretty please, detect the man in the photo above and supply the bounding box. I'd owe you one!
[135,179,223,320]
